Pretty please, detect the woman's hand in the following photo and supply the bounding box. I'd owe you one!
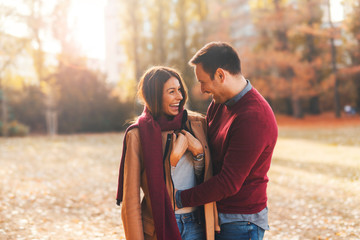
[170,132,188,167]
[181,130,203,157]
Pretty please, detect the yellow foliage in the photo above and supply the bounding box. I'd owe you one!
[249,0,288,10]
[111,65,137,102]
[2,71,25,91]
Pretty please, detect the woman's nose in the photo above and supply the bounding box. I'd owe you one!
[177,91,183,100]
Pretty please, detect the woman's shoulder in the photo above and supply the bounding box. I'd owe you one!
[125,126,140,140]
[124,128,141,152]
[187,110,205,121]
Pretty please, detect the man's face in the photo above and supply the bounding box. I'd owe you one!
[195,64,223,103]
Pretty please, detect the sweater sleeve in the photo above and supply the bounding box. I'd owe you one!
[180,112,271,207]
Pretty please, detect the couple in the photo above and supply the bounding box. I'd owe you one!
[116,42,278,240]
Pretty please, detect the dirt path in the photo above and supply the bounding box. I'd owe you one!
[0,129,359,239]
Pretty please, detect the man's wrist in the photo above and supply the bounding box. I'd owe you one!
[175,190,183,209]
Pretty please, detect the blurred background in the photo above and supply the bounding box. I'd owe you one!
[0,0,359,136]
[1,1,360,239]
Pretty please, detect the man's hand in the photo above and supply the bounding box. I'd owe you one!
[181,130,203,156]
[170,133,188,166]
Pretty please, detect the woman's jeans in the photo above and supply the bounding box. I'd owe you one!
[175,211,205,240]
[215,221,265,240]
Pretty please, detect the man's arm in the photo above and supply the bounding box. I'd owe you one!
[178,115,270,208]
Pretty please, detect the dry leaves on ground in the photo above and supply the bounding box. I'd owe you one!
[0,134,126,240]
[0,126,360,240]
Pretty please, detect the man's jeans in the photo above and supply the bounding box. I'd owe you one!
[215,221,265,240]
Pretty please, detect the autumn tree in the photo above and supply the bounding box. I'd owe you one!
[118,0,148,83]
[55,65,133,133]
[117,0,209,111]
[247,0,323,118]
[343,0,360,112]
[170,0,209,110]
[24,0,59,135]
[324,0,342,117]
[10,85,45,133]
[295,0,324,114]
[52,0,80,68]
[0,3,28,136]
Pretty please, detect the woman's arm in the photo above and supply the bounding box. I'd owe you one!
[170,132,188,167]
[121,130,145,240]
[181,130,205,183]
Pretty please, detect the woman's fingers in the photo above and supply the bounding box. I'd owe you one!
[180,130,203,156]
[170,132,188,166]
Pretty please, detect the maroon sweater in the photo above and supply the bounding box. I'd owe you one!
[180,88,278,214]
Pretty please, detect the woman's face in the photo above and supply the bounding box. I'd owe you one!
[162,77,183,117]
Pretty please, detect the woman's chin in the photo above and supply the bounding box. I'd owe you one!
[163,111,178,118]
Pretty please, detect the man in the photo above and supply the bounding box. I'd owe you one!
[175,42,278,240]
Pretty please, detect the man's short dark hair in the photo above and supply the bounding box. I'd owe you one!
[189,42,241,79]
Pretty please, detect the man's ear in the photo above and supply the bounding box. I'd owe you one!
[216,68,226,83]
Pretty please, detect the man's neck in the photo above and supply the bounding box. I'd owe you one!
[224,75,247,102]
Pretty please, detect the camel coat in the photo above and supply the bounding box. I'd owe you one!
[120,112,219,240]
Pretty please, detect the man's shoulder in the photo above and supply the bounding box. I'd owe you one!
[244,87,268,104]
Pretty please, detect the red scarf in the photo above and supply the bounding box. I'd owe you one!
[117,107,185,240]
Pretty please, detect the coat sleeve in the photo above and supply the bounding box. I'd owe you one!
[121,130,145,240]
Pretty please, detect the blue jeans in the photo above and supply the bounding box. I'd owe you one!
[215,221,265,240]
[175,211,205,240]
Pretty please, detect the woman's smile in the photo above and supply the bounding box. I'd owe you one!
[162,77,183,116]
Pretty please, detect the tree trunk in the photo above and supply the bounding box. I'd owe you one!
[327,0,341,118]
[309,96,320,114]
[292,97,304,118]
[177,0,199,110]
[178,0,188,73]
[305,0,321,114]
[128,0,141,81]
[46,110,58,136]
[0,86,8,137]
[30,0,59,135]
[45,90,58,136]
[156,0,166,63]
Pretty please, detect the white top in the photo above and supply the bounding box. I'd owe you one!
[171,151,202,214]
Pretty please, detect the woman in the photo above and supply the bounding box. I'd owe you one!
[116,66,217,240]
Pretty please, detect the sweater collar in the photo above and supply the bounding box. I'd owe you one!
[224,79,252,107]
